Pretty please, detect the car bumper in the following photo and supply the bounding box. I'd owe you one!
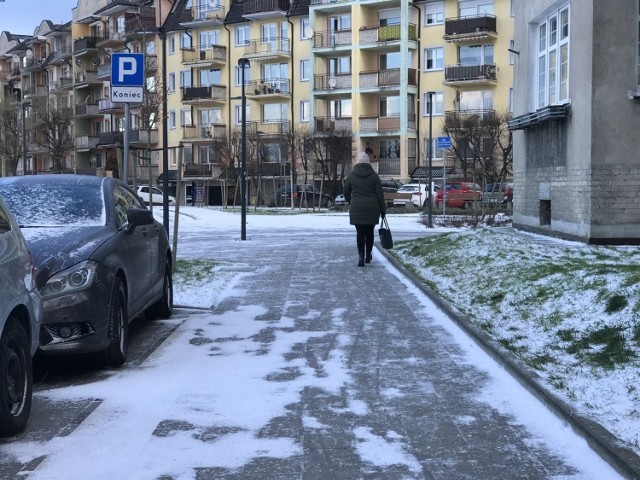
[38,278,112,355]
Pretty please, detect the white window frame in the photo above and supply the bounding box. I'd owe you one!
[235,65,251,86]
[536,4,570,108]
[300,18,312,39]
[180,70,191,88]
[300,100,309,122]
[509,39,515,65]
[425,138,444,160]
[423,91,444,116]
[168,72,176,93]
[300,59,310,81]
[424,47,444,71]
[169,110,176,129]
[168,34,176,55]
[235,25,250,46]
[180,32,191,50]
[424,1,445,26]
[235,104,251,125]
[180,108,192,127]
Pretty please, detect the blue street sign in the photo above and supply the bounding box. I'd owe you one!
[111,53,144,87]
[437,136,452,149]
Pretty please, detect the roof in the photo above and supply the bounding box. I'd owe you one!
[163,0,194,32]
[410,166,455,181]
[289,0,311,16]
[225,0,250,25]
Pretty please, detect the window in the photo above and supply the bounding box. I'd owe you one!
[180,109,192,127]
[424,47,444,71]
[300,59,310,81]
[169,34,176,54]
[200,108,222,126]
[509,88,514,113]
[200,30,220,48]
[180,70,192,88]
[235,25,250,46]
[168,73,175,93]
[459,0,494,17]
[180,32,191,49]
[425,138,444,160]
[200,145,218,164]
[459,90,493,110]
[380,96,400,117]
[300,101,309,122]
[169,110,176,129]
[235,104,250,125]
[509,39,515,65]
[329,57,351,75]
[424,1,444,25]
[200,69,221,86]
[330,99,351,117]
[301,18,312,39]
[235,64,251,86]
[423,91,444,116]
[146,41,155,55]
[459,44,493,65]
[263,103,287,121]
[536,4,570,108]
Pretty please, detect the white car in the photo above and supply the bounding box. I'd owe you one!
[393,183,439,208]
[0,195,41,437]
[335,194,347,205]
[136,185,176,206]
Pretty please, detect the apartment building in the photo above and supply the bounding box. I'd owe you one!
[1,0,514,206]
[510,0,640,244]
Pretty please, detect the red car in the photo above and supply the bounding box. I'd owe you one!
[435,182,482,208]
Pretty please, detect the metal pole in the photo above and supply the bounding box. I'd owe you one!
[239,58,249,240]
[427,91,434,228]
[123,103,130,185]
[21,102,28,175]
[160,27,169,235]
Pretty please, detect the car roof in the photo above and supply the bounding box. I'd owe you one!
[0,174,113,188]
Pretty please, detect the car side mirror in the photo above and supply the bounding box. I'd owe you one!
[126,207,154,232]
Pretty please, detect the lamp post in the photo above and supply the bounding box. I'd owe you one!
[427,91,435,228]
[238,57,250,240]
[21,101,31,175]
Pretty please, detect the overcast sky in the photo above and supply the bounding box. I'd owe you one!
[0,0,77,36]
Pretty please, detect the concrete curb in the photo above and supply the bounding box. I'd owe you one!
[377,245,640,480]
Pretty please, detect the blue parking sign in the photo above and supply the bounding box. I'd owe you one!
[111,53,144,87]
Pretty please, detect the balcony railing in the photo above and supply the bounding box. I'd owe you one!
[313,73,352,91]
[181,85,227,103]
[359,24,418,45]
[182,45,227,65]
[75,70,99,85]
[183,163,215,177]
[444,109,496,129]
[243,0,289,16]
[74,103,99,117]
[98,99,123,113]
[444,14,497,38]
[73,36,98,53]
[247,120,290,136]
[248,79,290,96]
[190,4,226,22]
[243,38,290,58]
[182,124,227,141]
[314,116,352,133]
[97,131,124,147]
[75,135,99,151]
[359,114,416,133]
[312,29,352,49]
[97,63,112,79]
[444,64,496,83]
[359,68,417,88]
[128,129,159,145]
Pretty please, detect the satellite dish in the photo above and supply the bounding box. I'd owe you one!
[75,57,83,66]
[12,55,20,63]
[304,26,314,39]
[328,76,337,88]
[93,57,101,66]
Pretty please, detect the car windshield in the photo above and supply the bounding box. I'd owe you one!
[0,183,105,227]
[399,186,419,192]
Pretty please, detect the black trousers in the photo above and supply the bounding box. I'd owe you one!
[354,224,375,255]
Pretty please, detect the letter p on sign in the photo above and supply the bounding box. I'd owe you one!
[118,58,137,83]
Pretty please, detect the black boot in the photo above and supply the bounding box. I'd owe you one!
[358,253,365,267]
[365,251,372,263]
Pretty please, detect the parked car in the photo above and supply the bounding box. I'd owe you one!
[435,182,482,208]
[393,183,439,208]
[279,184,333,208]
[335,193,347,206]
[381,179,404,193]
[0,175,173,367]
[0,195,41,437]
[481,182,513,205]
[136,185,176,206]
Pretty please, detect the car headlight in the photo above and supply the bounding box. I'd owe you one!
[41,260,98,299]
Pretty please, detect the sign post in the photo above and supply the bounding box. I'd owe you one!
[437,136,451,215]
[111,53,144,185]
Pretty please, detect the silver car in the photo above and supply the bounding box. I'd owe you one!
[0,195,41,437]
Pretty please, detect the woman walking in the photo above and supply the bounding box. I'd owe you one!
[344,152,386,267]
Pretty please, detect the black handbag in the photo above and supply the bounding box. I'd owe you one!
[378,217,393,249]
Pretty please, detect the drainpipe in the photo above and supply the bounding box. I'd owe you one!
[412,2,422,168]
[224,23,232,139]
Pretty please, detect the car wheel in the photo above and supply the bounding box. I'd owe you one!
[98,277,128,367]
[146,258,173,319]
[0,318,32,438]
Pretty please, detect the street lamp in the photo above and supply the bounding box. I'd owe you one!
[21,101,31,175]
[426,91,435,228]
[238,57,250,240]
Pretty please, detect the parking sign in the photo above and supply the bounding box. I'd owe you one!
[111,53,144,103]
[437,136,452,149]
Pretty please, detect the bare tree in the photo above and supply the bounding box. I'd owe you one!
[32,92,74,172]
[0,105,23,176]
[306,126,354,197]
[211,129,242,208]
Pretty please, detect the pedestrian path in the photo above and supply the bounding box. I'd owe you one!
[184,231,619,479]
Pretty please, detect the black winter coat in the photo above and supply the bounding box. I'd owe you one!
[344,163,386,225]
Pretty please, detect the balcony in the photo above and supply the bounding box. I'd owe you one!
[22,57,48,73]
[359,69,418,89]
[97,28,127,48]
[247,162,290,177]
[243,38,290,62]
[182,124,227,142]
[97,131,124,147]
[181,4,226,26]
[98,98,123,113]
[75,70,100,88]
[24,84,48,98]
[128,129,159,145]
[313,73,352,93]
[444,110,496,129]
[444,64,497,86]
[312,29,352,51]
[359,114,416,134]
[359,24,418,49]
[73,36,98,56]
[182,45,227,67]
[309,0,349,5]
[51,77,73,90]
[145,55,158,73]
[48,49,72,66]
[247,79,290,98]
[183,163,216,178]
[181,85,227,105]
[242,0,289,20]
[314,116,352,133]
[444,15,497,43]
[97,63,112,80]
[74,103,101,118]
[247,120,290,136]
[75,135,99,152]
